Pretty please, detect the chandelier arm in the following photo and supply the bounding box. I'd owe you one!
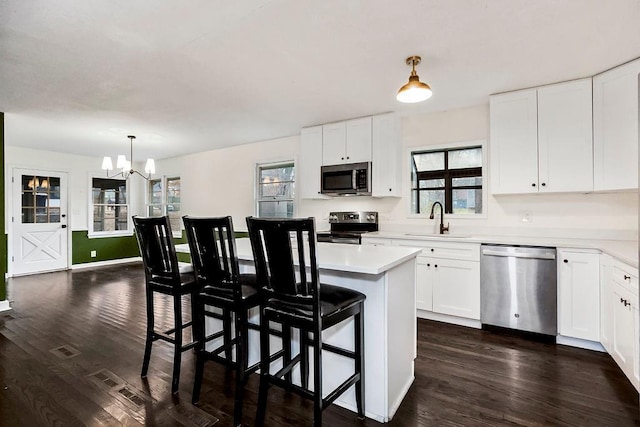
[132,169,152,181]
[106,170,126,179]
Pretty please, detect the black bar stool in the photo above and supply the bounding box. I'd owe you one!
[133,215,199,394]
[183,216,283,427]
[246,216,366,427]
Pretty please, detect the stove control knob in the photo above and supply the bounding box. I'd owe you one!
[366,214,376,222]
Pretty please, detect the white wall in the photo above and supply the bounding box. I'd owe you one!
[4,146,147,232]
[153,104,637,239]
[7,104,637,240]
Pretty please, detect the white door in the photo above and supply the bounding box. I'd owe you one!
[12,169,68,275]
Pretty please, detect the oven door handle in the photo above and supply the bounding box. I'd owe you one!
[352,169,357,190]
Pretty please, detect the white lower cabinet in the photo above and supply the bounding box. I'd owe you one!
[416,256,432,311]
[558,249,600,341]
[395,240,480,321]
[430,257,480,319]
[415,255,480,318]
[600,254,614,353]
[607,259,639,390]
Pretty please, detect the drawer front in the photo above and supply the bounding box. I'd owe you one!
[361,237,393,246]
[394,239,480,261]
[613,260,639,295]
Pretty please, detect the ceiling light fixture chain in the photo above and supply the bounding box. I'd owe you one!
[101,135,156,181]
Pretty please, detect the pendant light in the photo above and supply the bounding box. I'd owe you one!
[396,56,432,103]
[102,135,156,181]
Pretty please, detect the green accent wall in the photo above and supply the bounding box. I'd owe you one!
[71,229,188,265]
[0,113,6,301]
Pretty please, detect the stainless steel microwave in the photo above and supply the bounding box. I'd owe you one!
[320,162,371,196]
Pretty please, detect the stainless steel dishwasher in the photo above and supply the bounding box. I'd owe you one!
[480,244,557,336]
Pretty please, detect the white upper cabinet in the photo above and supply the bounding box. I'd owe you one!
[345,117,372,163]
[322,117,372,166]
[299,126,327,199]
[489,89,539,194]
[372,113,402,197]
[490,78,594,194]
[321,122,347,165]
[593,58,640,191]
[537,79,593,193]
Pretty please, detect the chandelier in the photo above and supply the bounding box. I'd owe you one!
[101,135,155,180]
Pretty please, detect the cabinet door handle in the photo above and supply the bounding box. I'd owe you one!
[532,183,536,187]
[426,263,430,267]
[563,259,568,263]
[624,274,631,280]
[430,248,434,252]
[541,182,546,187]
[621,297,625,304]
[434,264,438,268]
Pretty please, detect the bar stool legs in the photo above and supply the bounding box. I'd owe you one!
[141,288,155,379]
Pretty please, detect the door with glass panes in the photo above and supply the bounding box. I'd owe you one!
[12,169,68,275]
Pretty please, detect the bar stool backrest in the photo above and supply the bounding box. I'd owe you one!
[246,217,321,320]
[133,216,181,287]
[183,216,240,296]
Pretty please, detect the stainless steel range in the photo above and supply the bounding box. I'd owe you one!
[316,211,379,245]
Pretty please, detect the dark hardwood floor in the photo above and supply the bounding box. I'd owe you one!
[0,263,638,426]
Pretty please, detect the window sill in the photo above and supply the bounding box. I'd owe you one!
[88,231,134,239]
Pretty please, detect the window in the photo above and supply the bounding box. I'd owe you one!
[411,146,483,215]
[91,177,129,234]
[256,162,295,218]
[21,175,61,223]
[147,177,181,234]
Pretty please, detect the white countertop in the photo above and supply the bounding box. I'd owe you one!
[175,238,421,275]
[363,231,639,268]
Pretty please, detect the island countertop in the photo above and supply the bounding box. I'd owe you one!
[176,238,421,275]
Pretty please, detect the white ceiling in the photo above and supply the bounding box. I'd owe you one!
[1,0,639,161]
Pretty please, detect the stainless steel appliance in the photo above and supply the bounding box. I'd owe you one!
[316,211,378,244]
[320,162,371,196]
[480,244,557,336]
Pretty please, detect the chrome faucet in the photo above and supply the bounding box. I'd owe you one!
[429,201,449,234]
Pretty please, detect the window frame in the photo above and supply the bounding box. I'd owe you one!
[255,160,296,219]
[145,175,182,238]
[88,174,132,238]
[407,140,488,219]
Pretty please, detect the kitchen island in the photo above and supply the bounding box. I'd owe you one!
[176,239,421,422]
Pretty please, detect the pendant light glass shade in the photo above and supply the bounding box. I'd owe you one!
[397,56,432,103]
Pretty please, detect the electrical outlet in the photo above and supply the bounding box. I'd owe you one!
[90,250,97,258]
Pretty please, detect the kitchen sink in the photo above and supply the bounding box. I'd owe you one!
[402,233,471,238]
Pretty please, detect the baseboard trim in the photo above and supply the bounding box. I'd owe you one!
[0,300,11,313]
[71,257,142,270]
[417,310,482,329]
[556,335,606,352]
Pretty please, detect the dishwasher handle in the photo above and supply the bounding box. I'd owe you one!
[481,248,556,260]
